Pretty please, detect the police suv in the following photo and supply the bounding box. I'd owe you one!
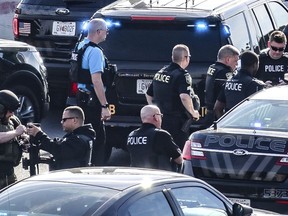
[182,85,288,214]
[85,0,288,156]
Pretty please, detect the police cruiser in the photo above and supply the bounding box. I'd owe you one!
[182,84,288,214]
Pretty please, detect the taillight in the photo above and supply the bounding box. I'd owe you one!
[182,140,192,160]
[69,82,78,96]
[12,14,19,38]
[182,139,206,160]
[276,156,288,166]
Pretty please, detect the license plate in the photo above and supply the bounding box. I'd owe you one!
[52,21,76,36]
[229,198,251,206]
[136,79,152,94]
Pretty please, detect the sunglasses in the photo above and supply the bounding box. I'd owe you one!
[61,117,77,122]
[270,45,285,52]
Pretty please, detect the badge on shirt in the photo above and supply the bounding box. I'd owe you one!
[185,73,192,85]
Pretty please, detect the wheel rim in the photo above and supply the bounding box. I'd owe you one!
[15,95,35,124]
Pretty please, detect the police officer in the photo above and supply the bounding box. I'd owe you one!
[256,30,288,86]
[214,51,266,118]
[76,18,111,165]
[0,90,26,189]
[204,45,240,126]
[27,106,96,170]
[127,105,182,171]
[146,44,200,150]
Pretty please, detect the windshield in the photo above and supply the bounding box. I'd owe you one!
[217,99,288,132]
[0,181,118,216]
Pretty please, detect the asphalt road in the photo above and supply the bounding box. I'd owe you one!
[15,106,130,180]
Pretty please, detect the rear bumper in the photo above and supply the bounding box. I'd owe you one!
[183,160,288,214]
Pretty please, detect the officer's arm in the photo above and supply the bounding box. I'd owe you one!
[0,125,26,144]
[179,93,199,120]
[214,99,225,119]
[173,154,183,165]
[145,94,153,104]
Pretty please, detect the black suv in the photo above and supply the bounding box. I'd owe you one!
[13,0,116,106]
[83,0,288,154]
[0,39,49,124]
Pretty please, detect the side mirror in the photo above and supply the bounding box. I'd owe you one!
[232,203,253,216]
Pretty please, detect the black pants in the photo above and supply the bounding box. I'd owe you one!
[77,91,106,165]
[0,168,16,190]
[162,114,188,150]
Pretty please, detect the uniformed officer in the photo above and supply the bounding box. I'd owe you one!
[256,30,288,86]
[214,51,266,118]
[204,45,240,127]
[127,105,183,171]
[76,18,111,166]
[0,90,26,189]
[146,44,200,150]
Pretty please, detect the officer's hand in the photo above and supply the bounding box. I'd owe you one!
[15,125,26,136]
[278,79,286,86]
[26,123,41,137]
[265,80,273,87]
[191,110,200,121]
[101,108,111,121]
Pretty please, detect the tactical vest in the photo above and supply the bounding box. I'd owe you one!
[0,118,22,166]
[127,127,158,168]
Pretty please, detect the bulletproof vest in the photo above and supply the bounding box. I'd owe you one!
[257,52,288,84]
[152,66,186,115]
[127,127,158,168]
[205,62,233,110]
[0,117,21,166]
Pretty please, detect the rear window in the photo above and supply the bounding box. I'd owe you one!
[218,99,288,132]
[101,19,225,62]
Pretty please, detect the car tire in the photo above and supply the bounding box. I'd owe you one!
[10,85,40,124]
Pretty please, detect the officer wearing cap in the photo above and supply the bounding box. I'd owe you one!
[146,44,200,150]
[214,51,266,118]
[127,105,183,171]
[256,30,288,86]
[204,45,240,127]
[0,90,26,189]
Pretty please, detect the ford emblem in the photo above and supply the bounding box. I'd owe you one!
[232,149,248,156]
[55,8,70,15]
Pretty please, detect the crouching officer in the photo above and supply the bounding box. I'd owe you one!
[0,90,26,189]
[127,105,183,171]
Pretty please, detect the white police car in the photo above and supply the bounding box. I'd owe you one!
[182,85,288,214]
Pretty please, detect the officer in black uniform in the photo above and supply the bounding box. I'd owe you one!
[27,106,96,170]
[204,45,240,126]
[256,30,288,86]
[146,44,200,150]
[0,90,26,189]
[215,51,266,118]
[127,105,182,171]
